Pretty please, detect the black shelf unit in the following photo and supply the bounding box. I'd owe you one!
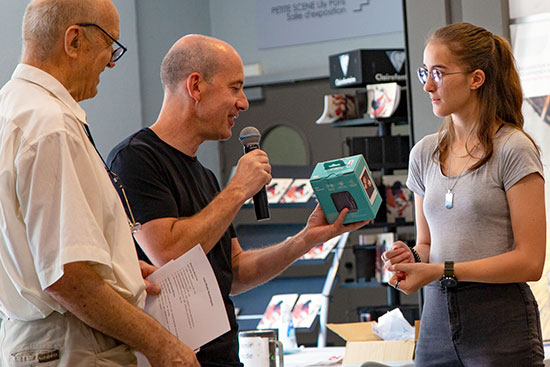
[233,0,421,327]
[323,49,415,311]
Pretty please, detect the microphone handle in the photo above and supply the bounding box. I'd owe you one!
[253,186,270,221]
[243,143,270,221]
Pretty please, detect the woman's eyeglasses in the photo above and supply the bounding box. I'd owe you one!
[417,67,471,86]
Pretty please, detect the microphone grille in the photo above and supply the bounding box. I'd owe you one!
[239,126,261,146]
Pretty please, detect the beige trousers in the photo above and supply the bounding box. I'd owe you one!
[0,312,137,366]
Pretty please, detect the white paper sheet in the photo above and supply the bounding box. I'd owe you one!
[137,245,230,366]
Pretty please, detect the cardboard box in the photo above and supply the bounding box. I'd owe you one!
[310,155,381,224]
[327,321,418,365]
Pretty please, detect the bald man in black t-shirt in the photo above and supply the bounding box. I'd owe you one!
[108,34,367,367]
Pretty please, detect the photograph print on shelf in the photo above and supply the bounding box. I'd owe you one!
[299,235,342,261]
[383,175,413,223]
[366,82,401,119]
[279,179,314,203]
[257,294,299,330]
[266,178,294,204]
[292,293,324,329]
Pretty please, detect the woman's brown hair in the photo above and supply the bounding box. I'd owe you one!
[427,22,536,170]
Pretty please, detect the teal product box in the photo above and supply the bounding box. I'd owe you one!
[310,155,381,224]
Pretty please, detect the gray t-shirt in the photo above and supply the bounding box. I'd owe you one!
[407,126,543,264]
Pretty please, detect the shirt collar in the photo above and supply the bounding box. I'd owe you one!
[12,63,88,125]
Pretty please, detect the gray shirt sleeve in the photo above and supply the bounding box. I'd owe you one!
[499,130,544,191]
[407,134,438,197]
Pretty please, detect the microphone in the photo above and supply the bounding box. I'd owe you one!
[239,126,271,221]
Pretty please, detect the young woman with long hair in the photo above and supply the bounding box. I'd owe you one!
[383,22,546,366]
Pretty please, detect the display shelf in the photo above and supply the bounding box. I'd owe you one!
[236,223,305,250]
[328,115,408,128]
[293,251,335,266]
[239,165,318,210]
[231,231,349,348]
[360,221,414,230]
[242,198,317,209]
[340,278,383,289]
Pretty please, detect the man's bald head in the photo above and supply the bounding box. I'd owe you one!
[160,34,240,92]
[23,0,118,61]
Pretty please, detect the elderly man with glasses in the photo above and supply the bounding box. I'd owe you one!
[0,0,198,366]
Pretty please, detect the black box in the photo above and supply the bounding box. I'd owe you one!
[329,49,407,89]
[346,135,410,170]
[353,244,376,281]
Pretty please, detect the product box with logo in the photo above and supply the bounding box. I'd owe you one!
[309,155,381,224]
[327,321,418,364]
[329,49,407,89]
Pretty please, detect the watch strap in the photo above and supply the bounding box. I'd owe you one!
[444,261,454,277]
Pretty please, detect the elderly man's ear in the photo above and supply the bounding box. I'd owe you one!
[64,26,82,59]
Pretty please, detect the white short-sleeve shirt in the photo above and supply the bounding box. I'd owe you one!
[0,64,146,320]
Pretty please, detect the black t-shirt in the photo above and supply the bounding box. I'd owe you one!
[107,128,242,367]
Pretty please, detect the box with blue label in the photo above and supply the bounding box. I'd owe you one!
[310,155,381,224]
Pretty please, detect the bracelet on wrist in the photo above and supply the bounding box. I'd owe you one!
[410,247,421,263]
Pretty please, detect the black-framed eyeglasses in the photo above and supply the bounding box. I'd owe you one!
[77,23,127,63]
[416,67,470,86]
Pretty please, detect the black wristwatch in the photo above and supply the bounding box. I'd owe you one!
[440,261,457,288]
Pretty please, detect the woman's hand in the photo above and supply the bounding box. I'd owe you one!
[381,241,415,280]
[382,241,415,266]
[388,262,443,295]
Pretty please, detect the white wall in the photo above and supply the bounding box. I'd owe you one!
[209,0,404,78]
[81,0,143,157]
[508,0,550,225]
[0,0,143,158]
[404,0,448,143]
[134,0,222,176]
[509,0,550,18]
[405,0,510,143]
[0,2,28,83]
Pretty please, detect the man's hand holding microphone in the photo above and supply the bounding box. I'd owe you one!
[226,127,272,221]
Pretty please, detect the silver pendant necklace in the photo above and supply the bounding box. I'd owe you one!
[444,147,477,209]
